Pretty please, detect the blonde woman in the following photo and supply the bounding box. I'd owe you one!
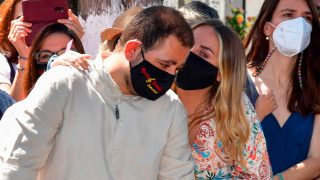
[175,19,272,179]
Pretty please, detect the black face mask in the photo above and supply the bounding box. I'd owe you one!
[176,52,219,90]
[35,63,47,78]
[130,50,175,101]
[35,54,59,77]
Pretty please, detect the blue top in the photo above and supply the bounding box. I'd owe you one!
[0,90,15,120]
[261,113,314,174]
[246,77,315,174]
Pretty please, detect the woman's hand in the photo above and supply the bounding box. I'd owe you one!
[51,51,91,71]
[255,90,277,121]
[58,9,85,39]
[8,16,31,58]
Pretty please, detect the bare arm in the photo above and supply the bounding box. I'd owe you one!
[6,16,32,101]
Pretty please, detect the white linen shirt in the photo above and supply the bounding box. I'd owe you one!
[0,61,194,180]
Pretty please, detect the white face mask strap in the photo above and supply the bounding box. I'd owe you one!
[268,22,277,28]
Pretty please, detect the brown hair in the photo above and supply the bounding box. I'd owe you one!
[118,6,194,52]
[0,0,22,63]
[24,23,85,94]
[244,0,320,115]
[189,20,249,167]
[179,0,219,26]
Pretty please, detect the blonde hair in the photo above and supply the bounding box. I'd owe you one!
[189,20,249,166]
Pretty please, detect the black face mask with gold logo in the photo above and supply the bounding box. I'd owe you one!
[130,50,175,101]
[176,52,219,90]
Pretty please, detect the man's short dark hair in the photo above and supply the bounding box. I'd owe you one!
[179,1,219,25]
[118,6,194,52]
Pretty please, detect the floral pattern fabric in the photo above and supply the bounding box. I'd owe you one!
[192,94,272,179]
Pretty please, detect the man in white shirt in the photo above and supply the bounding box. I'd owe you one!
[0,6,195,180]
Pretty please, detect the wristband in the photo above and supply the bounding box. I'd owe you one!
[276,173,284,180]
[17,66,25,71]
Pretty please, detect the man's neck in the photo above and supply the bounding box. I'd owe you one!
[104,54,133,95]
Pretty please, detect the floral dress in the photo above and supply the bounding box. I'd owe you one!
[192,94,272,179]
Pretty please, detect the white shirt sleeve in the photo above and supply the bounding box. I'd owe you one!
[158,102,195,180]
[0,54,12,85]
[0,67,71,180]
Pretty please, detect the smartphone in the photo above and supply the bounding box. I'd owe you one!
[22,0,69,46]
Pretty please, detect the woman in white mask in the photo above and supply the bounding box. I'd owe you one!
[244,0,320,179]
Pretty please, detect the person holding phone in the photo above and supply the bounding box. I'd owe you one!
[0,0,84,101]
[21,23,86,100]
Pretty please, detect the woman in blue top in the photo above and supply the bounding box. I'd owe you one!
[244,0,320,179]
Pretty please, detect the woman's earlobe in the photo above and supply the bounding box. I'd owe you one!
[263,22,273,37]
[216,73,221,82]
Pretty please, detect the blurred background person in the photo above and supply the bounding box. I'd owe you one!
[178,1,219,24]
[22,23,85,100]
[0,0,84,101]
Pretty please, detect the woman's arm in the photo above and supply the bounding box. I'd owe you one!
[278,114,320,179]
[9,59,28,101]
[6,16,32,101]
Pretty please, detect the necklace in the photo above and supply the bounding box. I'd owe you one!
[252,47,304,90]
[252,46,277,77]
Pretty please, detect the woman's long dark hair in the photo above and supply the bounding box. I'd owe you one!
[244,0,320,115]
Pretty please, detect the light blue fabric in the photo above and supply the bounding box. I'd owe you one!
[0,90,15,119]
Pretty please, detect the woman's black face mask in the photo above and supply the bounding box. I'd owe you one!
[176,52,219,90]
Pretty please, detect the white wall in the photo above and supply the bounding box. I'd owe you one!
[245,0,264,17]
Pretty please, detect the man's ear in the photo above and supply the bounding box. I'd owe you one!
[124,40,142,62]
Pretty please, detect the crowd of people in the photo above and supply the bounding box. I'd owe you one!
[0,0,319,179]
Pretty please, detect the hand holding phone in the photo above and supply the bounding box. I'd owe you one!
[22,0,68,46]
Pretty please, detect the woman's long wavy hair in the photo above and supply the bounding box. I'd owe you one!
[0,0,22,63]
[24,23,85,94]
[243,0,320,115]
[188,20,249,166]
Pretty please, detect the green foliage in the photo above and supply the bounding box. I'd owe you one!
[226,7,256,39]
